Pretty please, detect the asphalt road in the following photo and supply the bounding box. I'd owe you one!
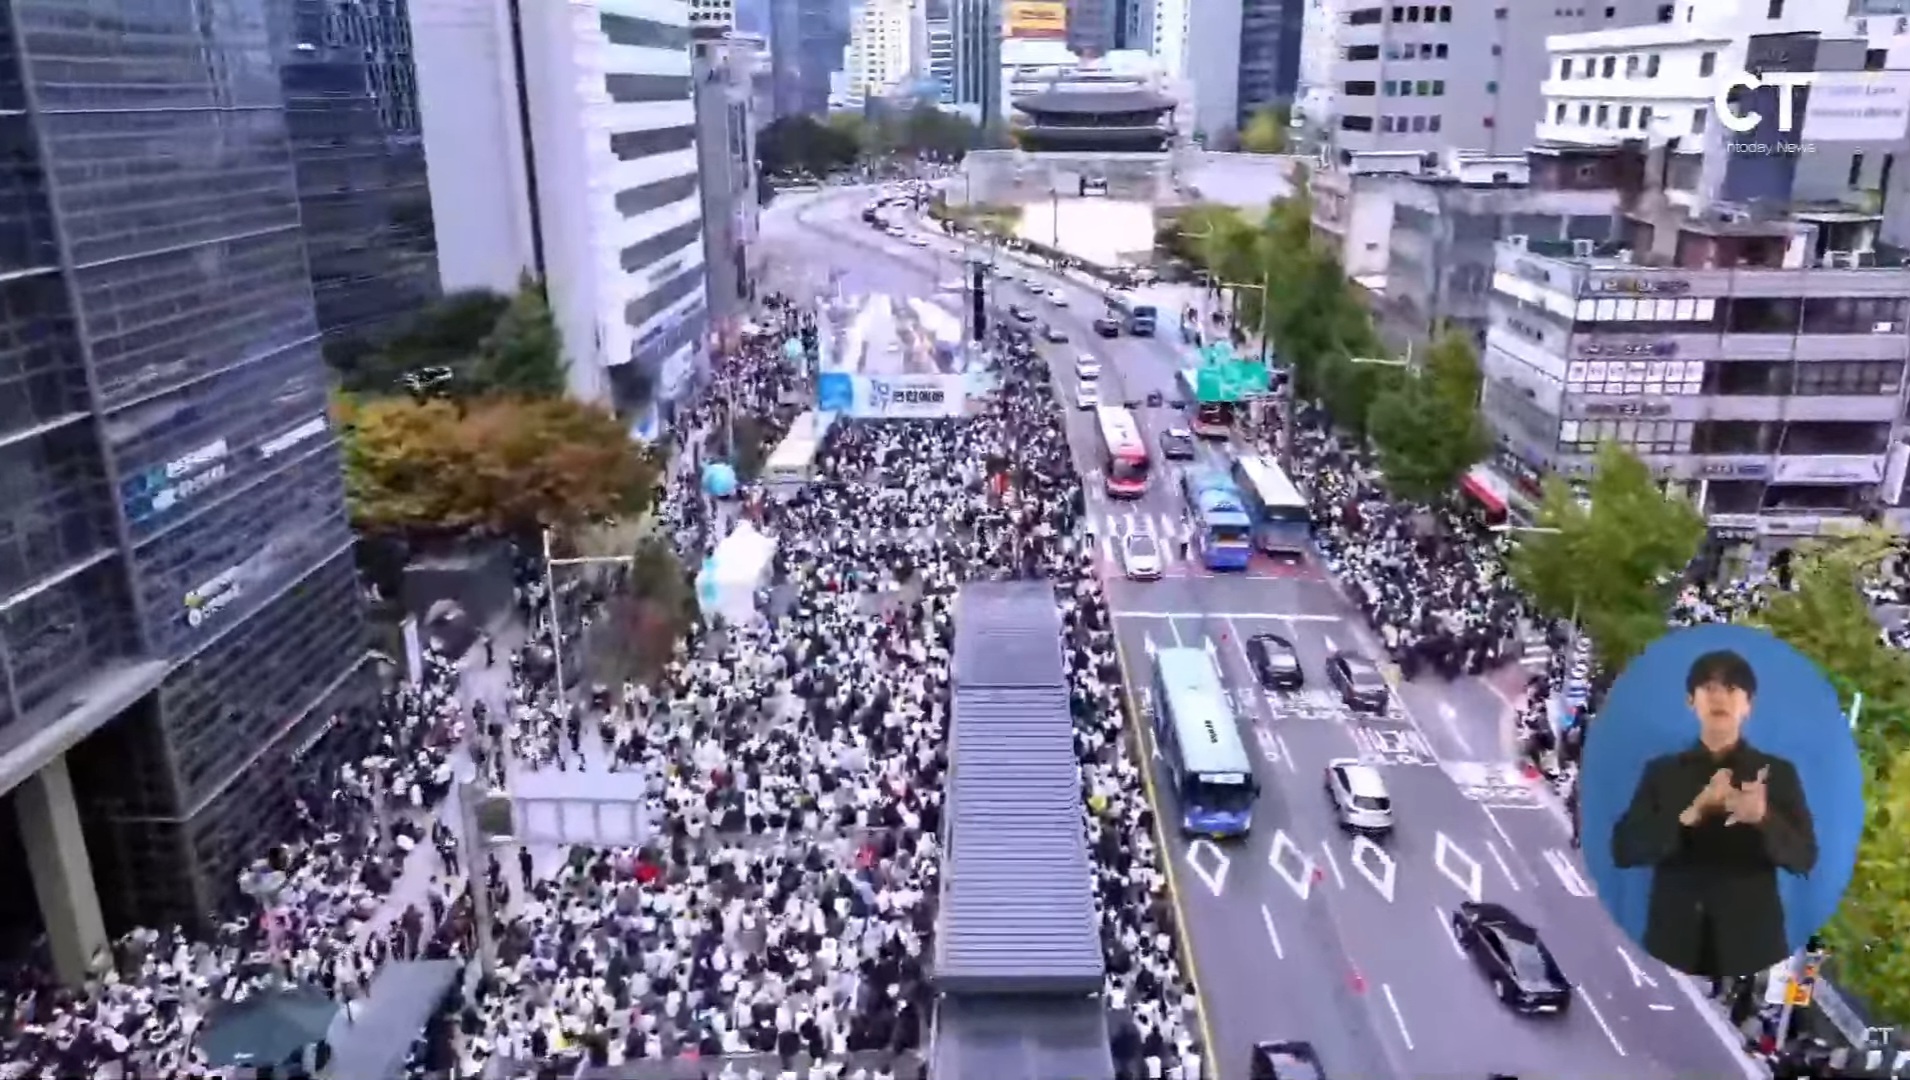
[776,189,1759,1080]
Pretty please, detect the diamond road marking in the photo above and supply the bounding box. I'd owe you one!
[1435,831,1483,904]
[1269,828,1314,900]
[1348,835,1397,902]
[1185,838,1230,897]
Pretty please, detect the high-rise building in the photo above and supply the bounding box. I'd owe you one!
[952,0,1002,118]
[770,0,850,115]
[693,39,763,329]
[1236,0,1303,122]
[1066,0,1116,54]
[691,0,736,36]
[1298,0,1668,155]
[927,4,959,103]
[1156,0,1243,140]
[844,0,918,107]
[278,0,442,363]
[522,0,708,414]
[1118,0,1155,50]
[0,0,382,945]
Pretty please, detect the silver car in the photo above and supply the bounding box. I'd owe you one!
[1325,758,1394,833]
[1121,532,1163,580]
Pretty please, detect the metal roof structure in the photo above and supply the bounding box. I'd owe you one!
[1013,87,1174,115]
[937,584,1105,995]
[929,995,1115,1080]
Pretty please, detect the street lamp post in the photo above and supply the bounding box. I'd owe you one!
[540,528,639,706]
[1217,274,1289,469]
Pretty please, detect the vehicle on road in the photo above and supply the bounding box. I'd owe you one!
[1451,902,1574,1015]
[1011,305,1036,323]
[1152,647,1259,836]
[1174,368,1237,438]
[1094,314,1122,337]
[1048,289,1068,306]
[1120,532,1163,580]
[1145,390,1163,407]
[1127,303,1158,335]
[909,236,930,247]
[886,224,905,237]
[1095,406,1149,496]
[1158,428,1197,460]
[1245,633,1302,689]
[1232,455,1313,556]
[937,279,964,293]
[1076,382,1100,409]
[1043,323,1068,342]
[1250,1040,1325,1080]
[1324,758,1393,833]
[1178,469,1254,570]
[1326,650,1390,712]
[1074,355,1102,380]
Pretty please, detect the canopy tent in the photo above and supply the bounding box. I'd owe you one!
[695,522,778,627]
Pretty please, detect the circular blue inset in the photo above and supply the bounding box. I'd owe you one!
[1579,623,1863,978]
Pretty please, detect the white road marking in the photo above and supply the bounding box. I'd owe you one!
[1578,987,1627,1056]
[1348,835,1397,902]
[1433,906,1466,958]
[1259,903,1286,959]
[1184,839,1231,896]
[1545,848,1596,898]
[1434,698,1475,754]
[1167,619,1185,646]
[1269,829,1315,900]
[1485,841,1521,891]
[1252,725,1294,773]
[1143,633,1158,659]
[1433,832,1483,903]
[1319,839,1346,889]
[1617,945,1660,990]
[1649,1003,1676,1011]
[1382,984,1415,1050]
[1115,611,1344,621]
[1100,535,1115,562]
[1276,732,1295,771]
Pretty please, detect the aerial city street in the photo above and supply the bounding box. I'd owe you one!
[0,2,1905,1080]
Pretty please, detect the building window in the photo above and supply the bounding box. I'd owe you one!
[1429,115,1442,131]
[1625,55,1640,77]
[1439,5,1452,19]
[1692,107,1707,134]
[1645,53,1661,76]
[600,13,693,50]
[1578,103,1591,123]
[1618,105,1632,127]
[1340,114,1374,131]
[1596,103,1609,125]
[1432,79,1445,95]
[610,124,697,161]
[1555,102,1568,122]
[1435,43,1448,57]
[1699,51,1716,77]
[1412,115,1427,132]
[1867,48,1889,72]
[1641,105,1654,127]
[1765,0,1782,16]
[1566,358,1704,396]
[614,173,699,218]
[606,73,692,102]
[1849,152,1865,188]
[1559,58,1572,79]
[1600,55,1615,77]
[1487,80,1498,92]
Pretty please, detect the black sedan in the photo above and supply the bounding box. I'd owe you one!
[1452,902,1573,1014]
[1250,1040,1325,1080]
[1093,315,1121,337]
[1326,650,1389,712]
[1246,633,1303,690]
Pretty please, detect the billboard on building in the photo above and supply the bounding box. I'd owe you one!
[817,372,972,418]
[1803,71,1910,142]
[1005,0,1066,39]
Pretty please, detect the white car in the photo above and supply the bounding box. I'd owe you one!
[937,279,964,293]
[1120,532,1163,580]
[909,236,930,247]
[1048,289,1068,306]
[1076,381,1100,409]
[1074,355,1101,380]
[1325,759,1394,833]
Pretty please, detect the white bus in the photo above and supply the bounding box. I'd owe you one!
[762,411,836,493]
[1230,455,1312,555]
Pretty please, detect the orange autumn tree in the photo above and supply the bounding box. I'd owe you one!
[335,393,660,537]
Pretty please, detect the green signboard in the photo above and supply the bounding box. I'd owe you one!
[1195,362,1271,402]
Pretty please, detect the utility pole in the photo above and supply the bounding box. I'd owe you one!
[456,777,500,977]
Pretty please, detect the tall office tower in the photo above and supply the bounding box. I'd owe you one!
[1237,0,1303,122]
[1118,0,1155,50]
[844,0,918,107]
[278,0,442,363]
[1305,0,1668,155]
[927,3,958,103]
[952,0,1001,118]
[733,0,772,35]
[1066,0,1116,54]
[522,0,708,413]
[0,0,378,940]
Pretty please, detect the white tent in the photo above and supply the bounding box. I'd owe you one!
[695,521,778,626]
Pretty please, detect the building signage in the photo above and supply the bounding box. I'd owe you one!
[260,416,327,459]
[1708,513,1760,537]
[1588,277,1690,296]
[126,438,231,524]
[1580,400,1672,418]
[1005,0,1067,38]
[1773,456,1885,485]
[184,566,244,628]
[1760,516,1829,537]
[1574,339,1677,358]
[1698,459,1772,480]
[818,372,969,419]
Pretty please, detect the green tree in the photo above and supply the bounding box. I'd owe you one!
[335,288,512,393]
[1505,443,1706,674]
[1241,105,1290,154]
[472,274,565,398]
[1365,330,1489,502]
[757,116,859,176]
[1750,528,1910,1022]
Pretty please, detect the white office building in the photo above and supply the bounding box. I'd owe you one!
[524,0,708,410]
[843,0,917,107]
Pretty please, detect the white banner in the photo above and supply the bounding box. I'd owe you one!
[817,373,971,419]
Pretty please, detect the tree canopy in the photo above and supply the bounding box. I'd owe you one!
[758,115,861,176]
[1750,527,1910,1021]
[329,277,564,400]
[759,105,980,177]
[335,394,658,537]
[1366,329,1489,502]
[1241,106,1290,154]
[1504,443,1706,674]
[472,274,565,398]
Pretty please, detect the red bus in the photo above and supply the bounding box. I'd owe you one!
[1096,406,1150,496]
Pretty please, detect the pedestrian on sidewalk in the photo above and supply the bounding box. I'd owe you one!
[482,633,494,668]
[517,845,534,893]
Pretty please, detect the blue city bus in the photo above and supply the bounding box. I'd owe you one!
[1128,304,1158,336]
[1153,647,1259,837]
[1179,469,1254,570]
[1230,454,1313,555]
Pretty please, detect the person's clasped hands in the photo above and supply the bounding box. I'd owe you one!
[1680,767,1770,827]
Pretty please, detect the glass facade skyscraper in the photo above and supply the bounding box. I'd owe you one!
[277,0,440,361]
[0,0,384,929]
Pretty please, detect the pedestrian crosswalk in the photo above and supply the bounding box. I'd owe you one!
[1087,509,1193,566]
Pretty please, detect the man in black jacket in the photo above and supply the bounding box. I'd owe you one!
[1611,648,1818,977]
